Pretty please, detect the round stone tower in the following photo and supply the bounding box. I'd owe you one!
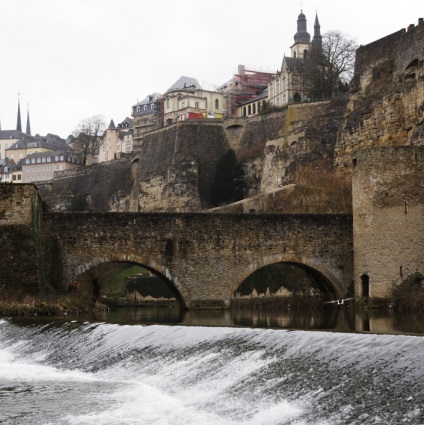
[352,146,424,298]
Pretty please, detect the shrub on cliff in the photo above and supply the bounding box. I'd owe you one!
[392,272,424,311]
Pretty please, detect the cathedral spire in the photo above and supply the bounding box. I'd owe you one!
[16,94,22,132]
[26,104,31,135]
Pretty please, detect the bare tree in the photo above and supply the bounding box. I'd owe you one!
[72,115,106,165]
[306,31,357,100]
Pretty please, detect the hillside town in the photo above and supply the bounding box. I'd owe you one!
[0,10,332,184]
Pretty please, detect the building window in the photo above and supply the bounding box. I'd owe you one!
[151,104,155,110]
[144,105,147,111]
[166,98,170,109]
[215,99,219,110]
[136,106,140,113]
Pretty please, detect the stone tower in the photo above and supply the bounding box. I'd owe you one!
[352,146,424,298]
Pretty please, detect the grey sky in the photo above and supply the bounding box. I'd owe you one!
[0,0,422,138]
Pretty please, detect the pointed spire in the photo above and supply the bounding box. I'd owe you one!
[16,94,22,132]
[312,12,323,49]
[26,103,31,135]
[108,119,116,129]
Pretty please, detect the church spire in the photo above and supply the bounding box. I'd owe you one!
[312,12,323,49]
[16,94,22,132]
[26,104,31,135]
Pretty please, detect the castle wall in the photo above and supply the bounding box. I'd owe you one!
[335,19,424,170]
[352,146,424,297]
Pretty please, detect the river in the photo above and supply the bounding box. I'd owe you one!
[1,308,423,424]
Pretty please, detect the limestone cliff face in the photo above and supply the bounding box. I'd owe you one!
[260,100,347,192]
[132,122,229,211]
[335,22,424,169]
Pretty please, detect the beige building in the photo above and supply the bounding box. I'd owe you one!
[97,118,133,164]
[268,11,322,106]
[22,150,81,183]
[163,76,225,125]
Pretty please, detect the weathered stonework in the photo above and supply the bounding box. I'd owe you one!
[352,146,424,297]
[0,184,44,298]
[261,99,347,192]
[37,157,134,212]
[134,122,229,211]
[335,20,424,170]
[45,211,353,308]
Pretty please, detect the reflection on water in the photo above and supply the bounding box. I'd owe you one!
[89,306,424,335]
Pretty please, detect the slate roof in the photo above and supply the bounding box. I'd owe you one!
[0,130,28,140]
[166,76,201,93]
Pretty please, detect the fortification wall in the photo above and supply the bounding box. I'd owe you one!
[352,146,424,297]
[37,157,134,212]
[135,122,229,211]
[0,184,44,298]
[336,19,424,170]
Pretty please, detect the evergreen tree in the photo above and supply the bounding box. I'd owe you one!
[210,149,245,206]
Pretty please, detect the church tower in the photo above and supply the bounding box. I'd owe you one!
[290,10,311,59]
[16,95,22,132]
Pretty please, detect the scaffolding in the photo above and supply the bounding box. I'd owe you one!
[220,65,275,117]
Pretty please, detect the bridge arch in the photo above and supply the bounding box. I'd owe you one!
[73,253,189,309]
[233,254,345,299]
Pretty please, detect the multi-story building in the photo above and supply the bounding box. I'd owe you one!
[132,93,161,150]
[163,77,225,125]
[218,65,275,117]
[268,11,322,106]
[97,118,133,164]
[22,150,81,183]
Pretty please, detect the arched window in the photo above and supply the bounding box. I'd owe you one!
[253,103,256,114]
[293,51,296,58]
[248,105,251,115]
[303,49,308,58]
[243,106,247,117]
[215,99,219,110]
[166,98,170,109]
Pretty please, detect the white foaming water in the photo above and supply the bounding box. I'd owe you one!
[0,320,423,425]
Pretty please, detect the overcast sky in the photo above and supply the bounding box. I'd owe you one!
[0,0,422,138]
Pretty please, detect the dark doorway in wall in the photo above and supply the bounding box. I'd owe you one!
[361,274,370,297]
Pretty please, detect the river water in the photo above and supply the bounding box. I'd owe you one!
[1,310,423,425]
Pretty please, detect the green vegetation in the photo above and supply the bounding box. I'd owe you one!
[101,264,147,297]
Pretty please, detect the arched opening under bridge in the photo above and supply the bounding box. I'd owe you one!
[232,261,344,309]
[72,257,187,310]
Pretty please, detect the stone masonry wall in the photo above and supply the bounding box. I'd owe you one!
[0,184,44,298]
[352,146,424,297]
[45,212,353,309]
[335,19,424,170]
[134,122,229,211]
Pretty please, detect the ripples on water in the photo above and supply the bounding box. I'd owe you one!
[0,317,423,425]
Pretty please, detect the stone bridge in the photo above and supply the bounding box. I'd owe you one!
[46,212,353,309]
